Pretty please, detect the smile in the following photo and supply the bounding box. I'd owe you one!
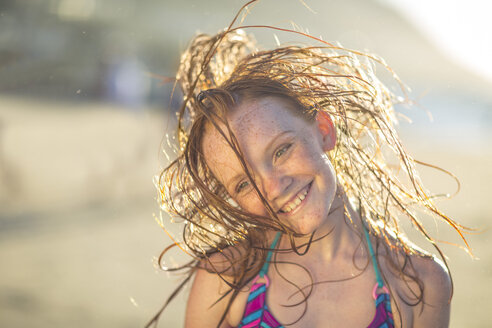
[278,182,312,214]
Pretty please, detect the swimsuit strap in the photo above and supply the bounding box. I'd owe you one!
[256,227,384,285]
[259,232,282,278]
[361,222,385,288]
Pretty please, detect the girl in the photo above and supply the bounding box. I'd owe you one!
[149,3,470,327]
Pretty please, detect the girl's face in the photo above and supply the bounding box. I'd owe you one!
[202,97,337,235]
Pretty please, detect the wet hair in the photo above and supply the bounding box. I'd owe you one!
[146,4,471,327]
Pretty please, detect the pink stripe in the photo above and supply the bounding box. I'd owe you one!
[241,318,261,328]
[250,283,262,293]
[243,293,265,315]
[367,302,393,328]
[263,310,282,326]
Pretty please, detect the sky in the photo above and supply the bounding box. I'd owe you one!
[380,0,492,83]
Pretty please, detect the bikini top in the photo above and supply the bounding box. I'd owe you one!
[236,225,394,328]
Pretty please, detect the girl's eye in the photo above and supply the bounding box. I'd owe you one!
[236,180,249,193]
[274,144,292,160]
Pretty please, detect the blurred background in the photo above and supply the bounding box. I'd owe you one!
[0,0,490,327]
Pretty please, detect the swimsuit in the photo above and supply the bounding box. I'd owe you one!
[237,232,283,328]
[237,226,394,328]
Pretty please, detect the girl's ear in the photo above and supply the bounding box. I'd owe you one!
[316,111,336,151]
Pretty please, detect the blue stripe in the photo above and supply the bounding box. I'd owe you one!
[260,322,272,328]
[259,232,282,277]
[375,294,386,306]
[248,284,266,302]
[362,223,385,288]
[241,308,263,324]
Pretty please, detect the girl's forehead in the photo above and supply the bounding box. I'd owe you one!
[229,97,305,135]
[201,97,312,182]
[203,97,310,153]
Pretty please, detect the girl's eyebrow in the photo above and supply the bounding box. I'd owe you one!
[264,130,294,155]
[225,130,294,191]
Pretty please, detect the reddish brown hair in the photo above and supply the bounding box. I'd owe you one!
[147,9,471,327]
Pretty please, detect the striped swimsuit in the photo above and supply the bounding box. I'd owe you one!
[237,227,394,328]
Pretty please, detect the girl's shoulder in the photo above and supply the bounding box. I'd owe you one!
[409,253,452,301]
[403,253,452,327]
[186,242,257,328]
[380,240,452,327]
[198,241,259,279]
[381,235,451,297]
[186,264,233,328]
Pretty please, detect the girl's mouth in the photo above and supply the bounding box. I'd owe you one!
[278,181,312,215]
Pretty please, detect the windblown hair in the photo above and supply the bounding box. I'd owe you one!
[147,6,470,327]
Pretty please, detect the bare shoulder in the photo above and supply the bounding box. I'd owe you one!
[378,239,452,328]
[186,260,233,328]
[411,254,452,304]
[198,242,251,275]
[380,235,452,304]
[409,254,452,328]
[186,244,251,328]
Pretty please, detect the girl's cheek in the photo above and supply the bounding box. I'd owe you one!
[239,194,268,216]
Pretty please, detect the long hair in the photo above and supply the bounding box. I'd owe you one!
[147,4,471,327]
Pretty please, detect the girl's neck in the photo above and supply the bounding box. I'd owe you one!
[279,186,366,265]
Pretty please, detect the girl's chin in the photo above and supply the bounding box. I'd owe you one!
[290,211,333,236]
[290,219,321,236]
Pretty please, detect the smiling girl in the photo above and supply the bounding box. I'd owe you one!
[147,5,470,328]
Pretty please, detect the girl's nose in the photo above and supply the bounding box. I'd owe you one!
[261,170,290,205]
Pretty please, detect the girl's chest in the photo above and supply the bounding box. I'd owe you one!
[228,272,413,328]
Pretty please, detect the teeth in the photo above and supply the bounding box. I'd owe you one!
[280,186,309,213]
